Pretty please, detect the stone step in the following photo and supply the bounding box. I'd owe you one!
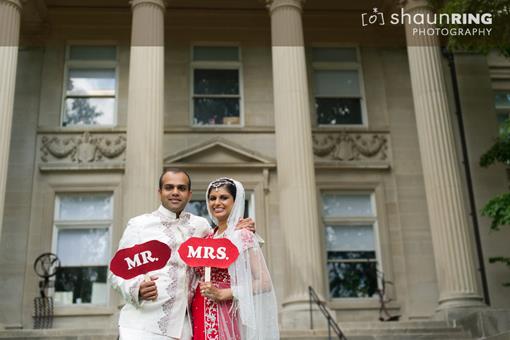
[0,322,475,340]
[338,321,453,329]
[483,331,510,340]
[0,328,118,339]
[281,336,473,340]
[281,321,474,340]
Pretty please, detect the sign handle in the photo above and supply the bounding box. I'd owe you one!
[205,267,211,282]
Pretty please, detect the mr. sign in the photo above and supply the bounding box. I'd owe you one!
[110,240,171,280]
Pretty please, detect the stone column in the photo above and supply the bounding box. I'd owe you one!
[124,0,165,220]
[0,0,22,241]
[268,0,325,328]
[404,0,484,309]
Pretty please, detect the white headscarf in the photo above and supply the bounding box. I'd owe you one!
[206,178,279,340]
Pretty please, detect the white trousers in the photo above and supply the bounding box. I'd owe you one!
[119,314,192,340]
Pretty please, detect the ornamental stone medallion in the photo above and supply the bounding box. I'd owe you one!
[312,132,390,167]
[39,132,127,171]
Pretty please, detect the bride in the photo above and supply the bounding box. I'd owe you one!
[190,177,279,340]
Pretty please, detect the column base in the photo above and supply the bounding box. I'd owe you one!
[436,293,485,310]
[280,294,335,330]
[436,308,510,338]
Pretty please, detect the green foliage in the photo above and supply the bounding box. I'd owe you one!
[481,193,510,231]
[480,119,510,167]
[430,0,510,56]
[489,257,510,287]
[479,117,510,286]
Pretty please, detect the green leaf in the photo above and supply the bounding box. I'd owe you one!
[430,0,510,56]
[481,193,510,231]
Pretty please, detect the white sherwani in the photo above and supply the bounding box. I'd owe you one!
[109,205,211,338]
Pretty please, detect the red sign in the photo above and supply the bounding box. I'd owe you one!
[110,240,171,280]
[178,237,239,268]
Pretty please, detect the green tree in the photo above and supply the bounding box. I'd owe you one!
[480,119,510,286]
[430,0,510,56]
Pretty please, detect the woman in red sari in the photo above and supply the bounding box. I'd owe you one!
[191,178,279,340]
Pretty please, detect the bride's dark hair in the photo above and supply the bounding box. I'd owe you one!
[207,178,237,200]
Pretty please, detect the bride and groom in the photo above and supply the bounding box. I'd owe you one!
[110,168,279,340]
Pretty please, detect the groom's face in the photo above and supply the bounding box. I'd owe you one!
[159,171,192,214]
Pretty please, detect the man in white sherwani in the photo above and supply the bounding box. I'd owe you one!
[109,168,253,340]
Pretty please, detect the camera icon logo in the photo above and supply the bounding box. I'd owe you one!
[361,8,385,26]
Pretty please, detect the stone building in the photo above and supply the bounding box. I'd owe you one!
[0,0,509,338]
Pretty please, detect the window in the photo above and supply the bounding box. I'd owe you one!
[191,46,242,126]
[53,193,113,305]
[321,192,379,298]
[185,191,253,224]
[312,47,366,126]
[495,90,510,133]
[62,45,117,127]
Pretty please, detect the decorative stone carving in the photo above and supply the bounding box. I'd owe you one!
[40,132,126,164]
[312,132,389,163]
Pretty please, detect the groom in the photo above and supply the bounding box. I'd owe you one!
[110,168,254,340]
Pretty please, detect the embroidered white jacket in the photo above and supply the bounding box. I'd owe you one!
[109,205,211,338]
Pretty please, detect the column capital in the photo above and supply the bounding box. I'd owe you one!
[399,0,432,12]
[130,0,166,12]
[266,0,304,14]
[0,0,23,11]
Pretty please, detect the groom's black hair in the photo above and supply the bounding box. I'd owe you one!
[159,167,192,191]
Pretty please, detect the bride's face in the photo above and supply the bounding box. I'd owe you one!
[208,186,234,223]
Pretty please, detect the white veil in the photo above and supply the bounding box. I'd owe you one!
[206,178,280,340]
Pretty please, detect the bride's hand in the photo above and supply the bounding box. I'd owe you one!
[199,282,232,302]
[235,217,255,233]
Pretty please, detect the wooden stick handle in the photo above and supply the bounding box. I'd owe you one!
[205,267,211,282]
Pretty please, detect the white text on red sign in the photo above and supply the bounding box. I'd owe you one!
[187,246,229,260]
[124,251,159,270]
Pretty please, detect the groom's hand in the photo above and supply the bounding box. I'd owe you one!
[235,217,255,233]
[139,276,158,301]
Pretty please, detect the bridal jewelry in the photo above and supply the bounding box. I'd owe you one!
[210,177,234,190]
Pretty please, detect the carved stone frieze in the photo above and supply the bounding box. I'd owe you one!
[39,132,126,169]
[312,132,390,166]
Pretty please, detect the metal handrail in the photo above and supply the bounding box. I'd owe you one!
[308,286,348,340]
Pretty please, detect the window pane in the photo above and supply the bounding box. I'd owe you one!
[497,113,510,124]
[67,69,116,95]
[64,98,115,126]
[312,47,358,63]
[54,266,108,304]
[316,98,362,125]
[69,46,116,61]
[57,193,112,220]
[194,69,239,95]
[326,225,375,251]
[322,193,373,218]
[57,228,109,266]
[193,98,240,125]
[185,200,209,219]
[328,250,376,261]
[328,261,377,298]
[193,46,239,61]
[495,91,510,109]
[315,70,360,97]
